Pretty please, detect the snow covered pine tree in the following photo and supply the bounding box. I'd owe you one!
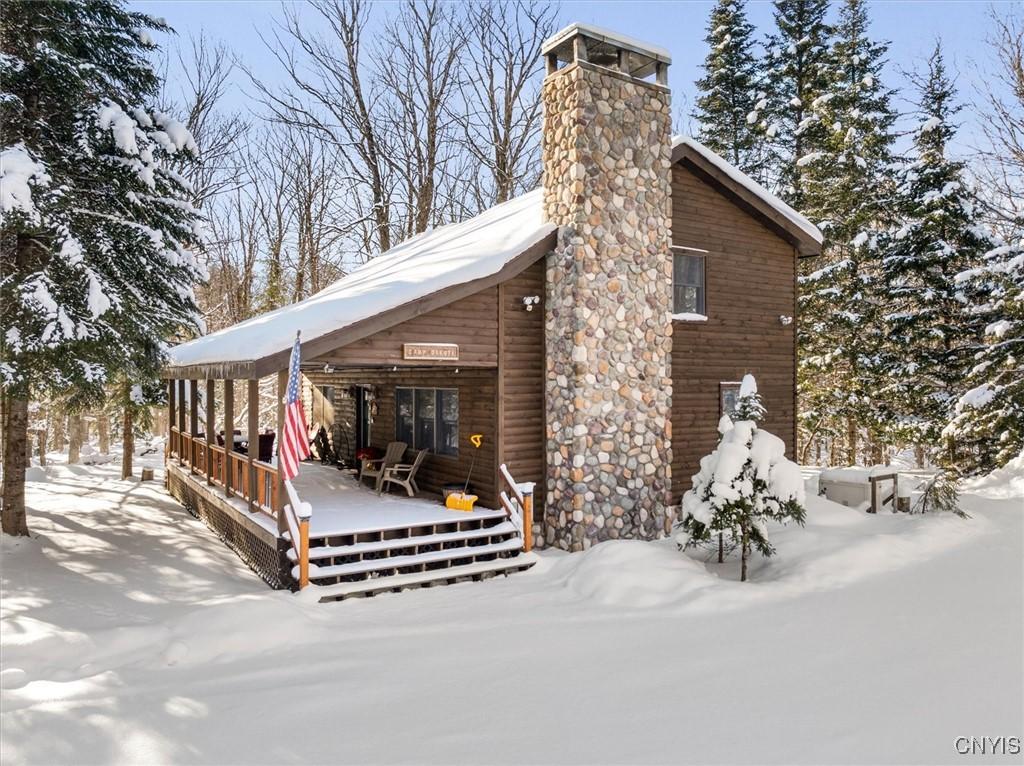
[881,43,996,468]
[0,0,206,535]
[944,238,1024,475]
[675,375,806,582]
[760,0,832,204]
[693,0,766,179]
[797,0,898,465]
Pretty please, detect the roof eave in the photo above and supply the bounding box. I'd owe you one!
[162,230,557,380]
[671,143,823,257]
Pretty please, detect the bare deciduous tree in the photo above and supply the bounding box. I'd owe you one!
[973,8,1024,237]
[457,0,557,209]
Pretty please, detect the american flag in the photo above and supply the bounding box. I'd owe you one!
[279,332,311,482]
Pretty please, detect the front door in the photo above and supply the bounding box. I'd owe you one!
[355,387,371,453]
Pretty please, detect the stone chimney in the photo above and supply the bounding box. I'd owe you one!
[540,24,674,551]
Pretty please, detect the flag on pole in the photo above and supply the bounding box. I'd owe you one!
[279,332,310,482]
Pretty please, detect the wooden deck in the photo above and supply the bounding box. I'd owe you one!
[166,437,536,599]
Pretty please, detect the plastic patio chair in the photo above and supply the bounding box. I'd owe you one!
[380,448,429,497]
[360,441,407,491]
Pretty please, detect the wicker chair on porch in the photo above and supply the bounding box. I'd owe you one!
[360,441,407,492]
[380,448,429,497]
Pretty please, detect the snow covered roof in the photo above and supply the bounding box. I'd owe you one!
[671,136,823,254]
[167,189,556,377]
[542,23,673,65]
[167,137,821,377]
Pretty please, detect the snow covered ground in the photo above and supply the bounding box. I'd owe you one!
[2,453,1021,765]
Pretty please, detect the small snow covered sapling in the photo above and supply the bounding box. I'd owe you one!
[675,375,806,581]
[912,471,967,518]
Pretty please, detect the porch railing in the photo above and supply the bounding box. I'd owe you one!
[499,463,533,553]
[169,425,279,518]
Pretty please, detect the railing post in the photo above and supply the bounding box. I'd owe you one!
[167,379,176,461]
[299,516,310,589]
[224,379,234,498]
[247,379,258,513]
[176,379,186,466]
[275,369,287,531]
[188,380,199,473]
[205,379,215,486]
[522,486,534,553]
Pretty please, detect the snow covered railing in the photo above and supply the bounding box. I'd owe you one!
[499,463,533,553]
[283,480,312,589]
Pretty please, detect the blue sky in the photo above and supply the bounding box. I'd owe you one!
[133,0,1017,156]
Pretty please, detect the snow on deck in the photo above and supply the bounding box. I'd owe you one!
[291,463,504,538]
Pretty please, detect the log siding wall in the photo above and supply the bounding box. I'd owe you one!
[669,161,798,502]
[497,259,546,514]
[304,368,500,508]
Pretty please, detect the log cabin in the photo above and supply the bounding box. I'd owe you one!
[162,23,822,600]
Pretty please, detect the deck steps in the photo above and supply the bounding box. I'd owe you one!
[293,537,525,581]
[310,552,539,602]
[287,520,519,562]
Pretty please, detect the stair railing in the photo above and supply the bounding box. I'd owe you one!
[499,463,534,553]
[283,480,312,589]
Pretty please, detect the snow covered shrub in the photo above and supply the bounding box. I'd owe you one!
[675,375,806,581]
[912,471,967,518]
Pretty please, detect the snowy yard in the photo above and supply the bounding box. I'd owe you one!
[2,457,1021,765]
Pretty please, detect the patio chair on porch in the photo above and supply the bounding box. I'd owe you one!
[360,441,407,491]
[380,448,429,497]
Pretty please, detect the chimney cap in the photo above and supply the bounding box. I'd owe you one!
[542,23,671,78]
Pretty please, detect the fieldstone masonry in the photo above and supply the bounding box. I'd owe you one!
[541,56,674,551]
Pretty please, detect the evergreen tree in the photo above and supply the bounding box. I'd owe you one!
[796,0,898,464]
[942,240,1023,475]
[761,0,833,205]
[1,0,206,534]
[880,43,995,465]
[675,375,806,582]
[693,0,766,178]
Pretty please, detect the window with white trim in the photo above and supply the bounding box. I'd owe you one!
[672,250,706,315]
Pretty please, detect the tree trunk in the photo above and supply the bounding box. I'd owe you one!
[915,445,925,469]
[50,408,65,451]
[718,532,724,563]
[846,417,857,466]
[37,430,47,467]
[1,396,30,536]
[97,413,110,455]
[740,525,749,583]
[67,414,83,464]
[122,388,134,480]
[871,440,883,465]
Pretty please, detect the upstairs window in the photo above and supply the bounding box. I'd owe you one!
[395,387,459,456]
[672,250,706,316]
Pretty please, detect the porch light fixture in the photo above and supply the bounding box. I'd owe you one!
[523,295,540,311]
[323,363,335,373]
[779,315,794,326]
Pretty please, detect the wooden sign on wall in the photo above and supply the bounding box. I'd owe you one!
[402,343,459,361]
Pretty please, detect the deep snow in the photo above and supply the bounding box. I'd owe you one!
[1,454,1021,765]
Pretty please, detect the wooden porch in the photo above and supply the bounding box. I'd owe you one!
[165,376,537,600]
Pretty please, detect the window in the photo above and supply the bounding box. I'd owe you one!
[396,388,414,446]
[395,387,458,455]
[719,382,742,417]
[672,251,706,315]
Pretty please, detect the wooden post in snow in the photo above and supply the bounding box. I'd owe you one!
[299,515,310,588]
[522,486,534,553]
